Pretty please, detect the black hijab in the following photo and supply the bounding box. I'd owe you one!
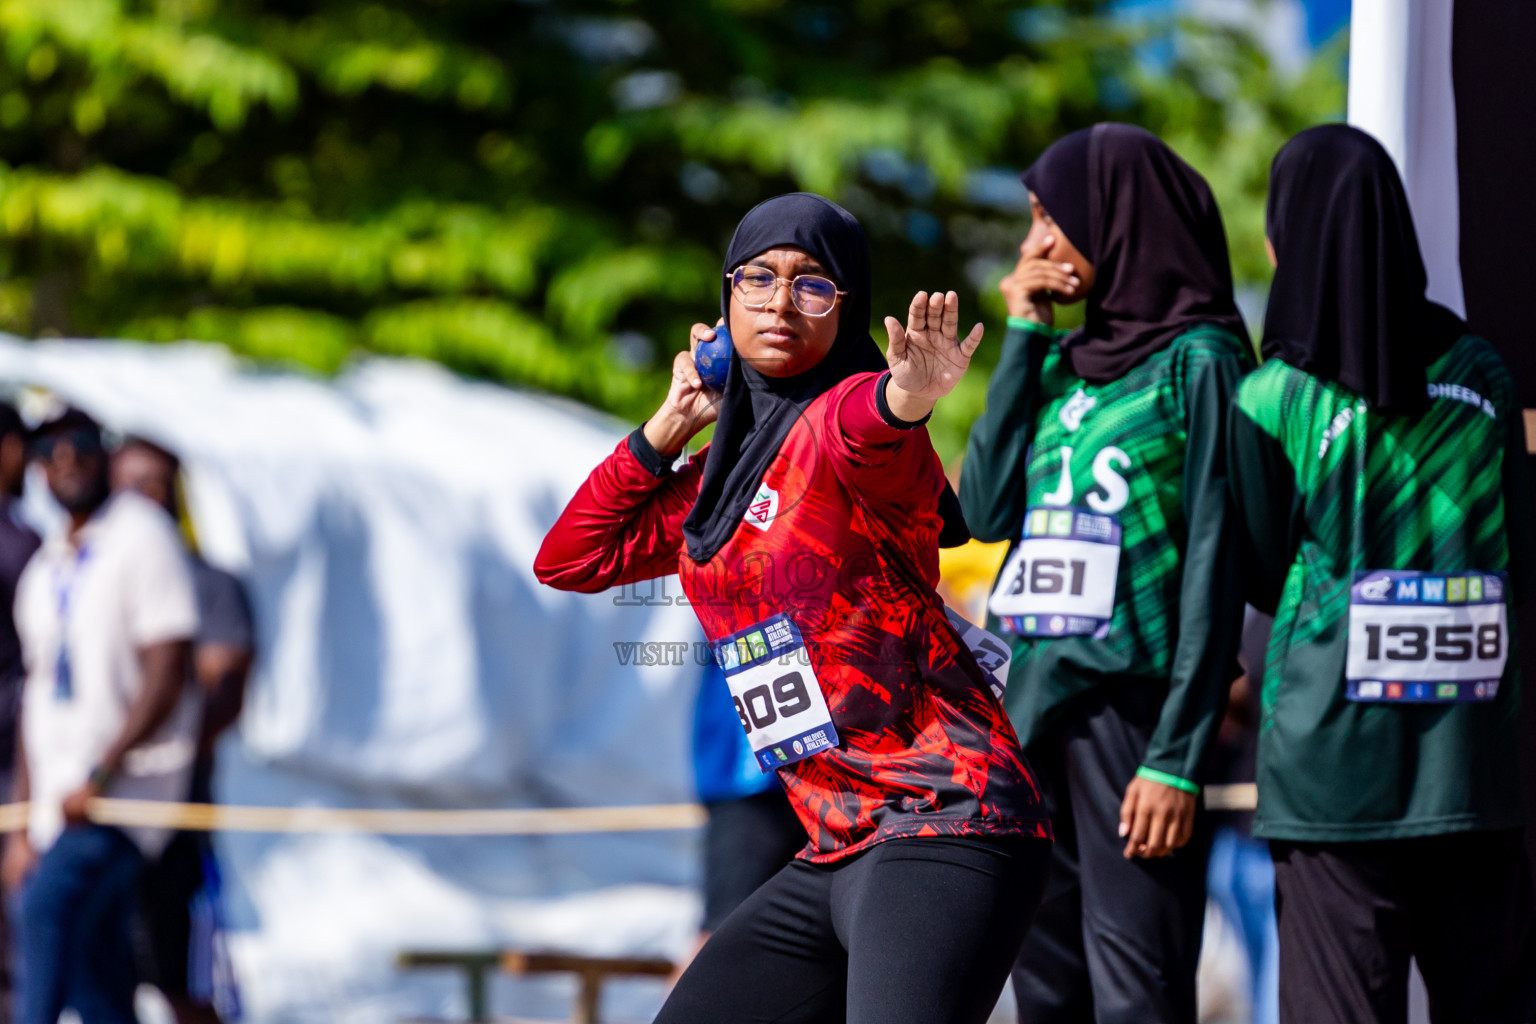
[1021,127,1092,266]
[681,193,968,563]
[1021,123,1249,383]
[1262,124,1464,414]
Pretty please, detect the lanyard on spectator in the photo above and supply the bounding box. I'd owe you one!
[53,543,91,701]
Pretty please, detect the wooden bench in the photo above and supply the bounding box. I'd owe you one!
[502,951,674,1024]
[398,948,675,1023]
[397,951,502,1022]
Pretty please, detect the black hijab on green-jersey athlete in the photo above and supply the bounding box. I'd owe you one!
[1021,123,1250,383]
[1260,123,1463,415]
[961,124,1253,791]
[1229,124,1536,840]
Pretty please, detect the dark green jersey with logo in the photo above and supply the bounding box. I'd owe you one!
[1229,334,1536,841]
[962,319,1252,787]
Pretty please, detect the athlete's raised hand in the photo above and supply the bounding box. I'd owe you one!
[643,322,722,457]
[882,290,983,422]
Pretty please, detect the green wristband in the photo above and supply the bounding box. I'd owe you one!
[1006,316,1051,333]
[1135,766,1200,794]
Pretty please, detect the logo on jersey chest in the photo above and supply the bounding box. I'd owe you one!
[1041,445,1132,514]
[1317,404,1358,460]
[744,482,779,530]
[1059,388,1097,432]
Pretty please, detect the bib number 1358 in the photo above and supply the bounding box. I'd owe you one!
[1345,570,1508,702]
[1361,622,1502,662]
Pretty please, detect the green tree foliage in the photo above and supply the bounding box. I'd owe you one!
[0,0,1343,457]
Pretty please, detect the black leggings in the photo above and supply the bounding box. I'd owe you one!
[657,834,1052,1024]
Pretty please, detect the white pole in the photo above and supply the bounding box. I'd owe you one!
[1347,0,1466,317]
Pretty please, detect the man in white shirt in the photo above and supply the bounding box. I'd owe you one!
[113,436,253,1024]
[0,409,200,1024]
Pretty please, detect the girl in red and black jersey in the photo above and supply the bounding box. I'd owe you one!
[536,194,1052,1023]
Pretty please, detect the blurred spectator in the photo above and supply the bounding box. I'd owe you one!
[681,660,803,972]
[113,437,253,1024]
[1204,608,1278,1024]
[0,402,39,1024]
[2,409,200,1024]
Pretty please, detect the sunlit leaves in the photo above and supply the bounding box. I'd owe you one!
[0,0,1345,452]
[549,245,718,338]
[258,7,511,110]
[123,304,355,372]
[0,165,558,298]
[363,299,646,409]
[0,0,296,130]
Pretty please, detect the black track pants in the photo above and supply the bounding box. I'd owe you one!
[656,834,1051,1024]
[1273,830,1536,1024]
[1012,686,1212,1024]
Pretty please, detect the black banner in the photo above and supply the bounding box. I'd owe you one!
[1453,0,1536,871]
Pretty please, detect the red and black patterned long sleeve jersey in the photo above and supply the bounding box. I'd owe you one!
[537,371,1051,862]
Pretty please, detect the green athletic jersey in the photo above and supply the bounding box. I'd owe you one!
[962,320,1253,786]
[1230,334,1536,841]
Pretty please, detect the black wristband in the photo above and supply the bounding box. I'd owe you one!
[875,371,932,429]
[627,425,678,478]
[87,764,114,790]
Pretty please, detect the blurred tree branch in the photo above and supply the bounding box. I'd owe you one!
[0,0,1343,456]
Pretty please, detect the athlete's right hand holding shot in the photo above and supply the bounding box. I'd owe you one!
[1228,123,1536,1024]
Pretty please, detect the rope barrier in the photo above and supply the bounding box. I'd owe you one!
[0,784,1258,836]
[0,799,706,835]
[1202,782,1257,812]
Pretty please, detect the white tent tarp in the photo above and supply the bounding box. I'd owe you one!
[0,336,706,1023]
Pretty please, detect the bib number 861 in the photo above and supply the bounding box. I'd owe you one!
[1363,622,1502,662]
[733,672,814,734]
[1001,558,1088,597]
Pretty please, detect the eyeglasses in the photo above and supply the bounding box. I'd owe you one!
[31,428,103,461]
[727,266,846,317]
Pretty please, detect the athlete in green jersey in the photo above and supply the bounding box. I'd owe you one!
[1233,339,1534,840]
[1229,125,1536,1024]
[970,321,1250,777]
[962,124,1252,1024]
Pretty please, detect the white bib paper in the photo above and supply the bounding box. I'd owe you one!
[988,506,1120,638]
[944,607,1011,700]
[714,613,838,771]
[1344,570,1508,702]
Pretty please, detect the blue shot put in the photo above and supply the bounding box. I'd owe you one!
[694,324,733,391]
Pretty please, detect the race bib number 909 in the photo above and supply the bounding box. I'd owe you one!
[1345,570,1508,702]
[714,613,839,771]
